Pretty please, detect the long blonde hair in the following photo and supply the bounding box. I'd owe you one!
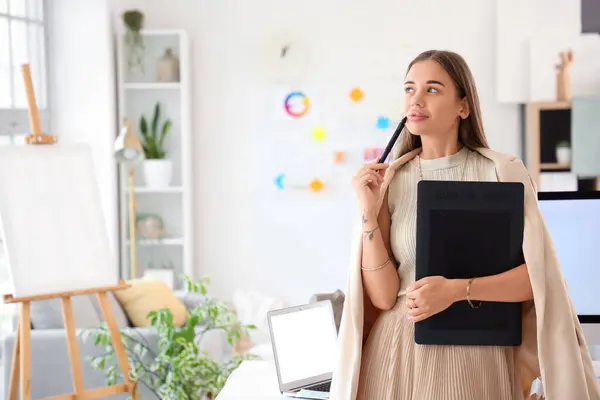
[393,50,489,159]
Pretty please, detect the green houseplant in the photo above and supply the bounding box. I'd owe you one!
[82,275,258,400]
[139,102,174,188]
[139,102,172,160]
[122,10,145,73]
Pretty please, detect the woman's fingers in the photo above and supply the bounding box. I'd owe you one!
[354,163,388,179]
[360,171,383,185]
[409,312,429,323]
[359,163,389,174]
[367,163,389,170]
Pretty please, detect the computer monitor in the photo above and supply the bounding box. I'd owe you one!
[537,191,600,348]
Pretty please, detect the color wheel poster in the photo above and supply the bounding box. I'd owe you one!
[268,85,322,123]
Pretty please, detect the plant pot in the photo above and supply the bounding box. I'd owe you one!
[143,159,173,188]
[556,147,571,165]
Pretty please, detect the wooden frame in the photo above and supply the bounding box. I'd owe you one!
[525,100,600,191]
[524,101,571,187]
[5,283,139,400]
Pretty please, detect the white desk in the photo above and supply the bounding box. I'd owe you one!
[217,358,600,399]
[216,360,288,399]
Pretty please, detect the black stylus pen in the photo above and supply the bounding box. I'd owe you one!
[376,116,408,169]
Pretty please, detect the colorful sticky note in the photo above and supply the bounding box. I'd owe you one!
[364,147,384,161]
[334,151,345,164]
[312,126,327,142]
[309,178,324,192]
[349,87,364,102]
[274,174,286,190]
[376,116,390,130]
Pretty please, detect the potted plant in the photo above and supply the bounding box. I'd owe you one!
[139,102,173,188]
[123,10,145,74]
[556,140,571,165]
[83,275,258,399]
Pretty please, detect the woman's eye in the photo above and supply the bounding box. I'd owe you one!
[404,87,414,93]
[427,87,439,93]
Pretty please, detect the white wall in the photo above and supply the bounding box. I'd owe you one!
[105,0,527,305]
[46,0,119,264]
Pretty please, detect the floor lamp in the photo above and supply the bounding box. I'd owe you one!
[114,120,145,280]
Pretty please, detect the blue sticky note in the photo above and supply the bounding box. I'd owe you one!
[274,174,286,190]
[376,116,390,130]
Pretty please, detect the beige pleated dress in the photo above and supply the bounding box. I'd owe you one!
[357,147,523,400]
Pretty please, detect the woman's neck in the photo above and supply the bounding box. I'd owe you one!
[419,135,462,160]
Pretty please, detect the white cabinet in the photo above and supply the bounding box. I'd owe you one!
[116,29,194,289]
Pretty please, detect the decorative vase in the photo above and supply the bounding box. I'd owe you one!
[556,146,571,165]
[157,48,180,82]
[136,214,165,239]
[556,49,573,102]
[143,159,173,188]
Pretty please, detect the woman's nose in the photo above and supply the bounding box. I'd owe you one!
[411,97,423,108]
[411,90,424,107]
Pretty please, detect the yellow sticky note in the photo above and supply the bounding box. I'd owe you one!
[312,126,327,142]
[309,178,324,192]
[349,87,364,102]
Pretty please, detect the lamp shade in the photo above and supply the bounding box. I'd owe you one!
[114,120,145,167]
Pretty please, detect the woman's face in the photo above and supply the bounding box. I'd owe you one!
[403,59,469,138]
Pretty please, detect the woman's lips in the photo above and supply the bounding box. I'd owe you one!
[408,112,429,122]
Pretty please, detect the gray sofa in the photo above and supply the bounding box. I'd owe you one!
[2,291,227,399]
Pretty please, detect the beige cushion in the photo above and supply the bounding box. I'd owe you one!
[114,278,187,327]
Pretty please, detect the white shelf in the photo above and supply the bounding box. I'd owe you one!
[124,82,180,90]
[127,237,185,246]
[128,186,183,193]
[117,29,194,289]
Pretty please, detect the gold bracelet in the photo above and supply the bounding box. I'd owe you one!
[466,278,482,308]
[361,258,391,271]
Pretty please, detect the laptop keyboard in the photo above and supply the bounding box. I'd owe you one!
[305,381,331,392]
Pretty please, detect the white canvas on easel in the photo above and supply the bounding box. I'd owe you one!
[3,63,137,400]
[0,144,117,297]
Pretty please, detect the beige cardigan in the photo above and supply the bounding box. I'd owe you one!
[330,147,600,400]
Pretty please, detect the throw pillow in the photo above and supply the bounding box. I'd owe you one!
[113,278,187,327]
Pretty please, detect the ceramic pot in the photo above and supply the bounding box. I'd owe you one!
[143,159,173,188]
[556,147,571,165]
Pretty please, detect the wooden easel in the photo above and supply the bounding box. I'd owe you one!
[4,64,139,400]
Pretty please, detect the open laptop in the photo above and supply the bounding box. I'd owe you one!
[267,300,338,399]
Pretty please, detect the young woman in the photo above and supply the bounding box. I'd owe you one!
[352,50,534,399]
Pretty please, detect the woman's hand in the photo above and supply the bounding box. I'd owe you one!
[352,162,389,216]
[405,276,461,323]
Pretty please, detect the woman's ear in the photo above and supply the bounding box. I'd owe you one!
[459,98,470,119]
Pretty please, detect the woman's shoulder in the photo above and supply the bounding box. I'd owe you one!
[473,147,536,187]
[473,147,526,169]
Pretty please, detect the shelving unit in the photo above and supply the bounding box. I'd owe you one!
[524,101,600,192]
[115,29,193,290]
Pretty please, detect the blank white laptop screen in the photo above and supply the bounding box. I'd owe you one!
[269,305,338,385]
[538,196,600,316]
